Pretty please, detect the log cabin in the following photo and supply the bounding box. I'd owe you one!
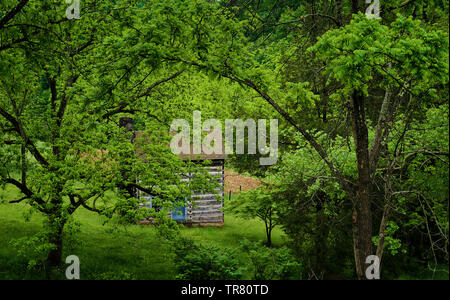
[120,117,225,227]
[136,152,225,227]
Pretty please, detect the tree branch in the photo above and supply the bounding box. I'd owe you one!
[166,57,354,197]
[3,178,45,207]
[265,14,342,28]
[0,106,49,166]
[369,65,395,175]
[137,69,186,98]
[0,37,28,52]
[0,0,29,30]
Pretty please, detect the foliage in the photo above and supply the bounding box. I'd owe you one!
[240,239,302,280]
[1,0,448,280]
[171,236,243,280]
[0,198,288,280]
[225,187,280,246]
[97,271,137,280]
[9,231,55,271]
[0,0,218,267]
[310,14,448,99]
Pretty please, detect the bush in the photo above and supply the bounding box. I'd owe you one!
[97,271,136,280]
[173,236,243,280]
[240,239,302,280]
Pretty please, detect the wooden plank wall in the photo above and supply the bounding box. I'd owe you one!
[187,159,225,226]
[137,159,225,226]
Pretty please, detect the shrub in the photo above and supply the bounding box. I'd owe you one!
[97,271,136,280]
[173,237,243,280]
[240,239,302,280]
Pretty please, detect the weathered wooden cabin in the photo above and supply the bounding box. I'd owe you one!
[120,118,225,227]
[137,150,226,227]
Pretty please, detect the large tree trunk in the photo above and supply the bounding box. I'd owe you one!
[349,10,372,280]
[47,228,64,267]
[350,92,373,280]
[315,205,328,277]
[46,200,66,267]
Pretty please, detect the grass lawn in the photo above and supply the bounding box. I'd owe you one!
[0,187,286,280]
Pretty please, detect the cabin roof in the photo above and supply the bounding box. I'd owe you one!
[135,130,227,161]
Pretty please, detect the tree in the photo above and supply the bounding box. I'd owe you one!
[0,0,214,268]
[170,6,448,278]
[309,14,448,278]
[104,0,448,278]
[227,187,279,247]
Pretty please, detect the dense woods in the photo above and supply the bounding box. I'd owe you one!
[0,0,448,280]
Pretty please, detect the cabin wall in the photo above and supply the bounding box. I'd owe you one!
[137,159,225,227]
[186,160,224,226]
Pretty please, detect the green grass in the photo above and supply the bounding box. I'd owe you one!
[0,187,286,280]
[1,187,447,280]
[396,269,449,280]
